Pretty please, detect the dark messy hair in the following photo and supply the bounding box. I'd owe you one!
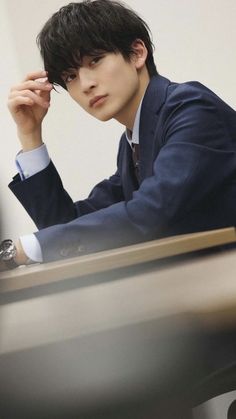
[37,0,157,89]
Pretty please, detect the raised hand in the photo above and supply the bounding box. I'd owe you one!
[8,70,53,151]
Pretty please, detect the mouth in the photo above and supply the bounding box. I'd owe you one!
[89,95,108,108]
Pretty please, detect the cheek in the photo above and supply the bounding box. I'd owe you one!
[108,66,137,93]
[67,83,81,101]
[68,88,77,102]
[68,89,84,108]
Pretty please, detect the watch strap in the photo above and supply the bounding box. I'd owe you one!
[4,258,18,270]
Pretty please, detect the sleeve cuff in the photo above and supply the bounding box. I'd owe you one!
[16,143,50,180]
[19,234,43,263]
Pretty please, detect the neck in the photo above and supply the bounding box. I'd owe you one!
[115,67,150,131]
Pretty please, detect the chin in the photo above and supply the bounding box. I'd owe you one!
[97,115,113,122]
[94,111,115,122]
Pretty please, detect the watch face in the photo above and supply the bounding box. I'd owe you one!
[0,239,17,261]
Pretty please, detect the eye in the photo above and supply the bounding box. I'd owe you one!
[61,72,77,84]
[90,56,103,66]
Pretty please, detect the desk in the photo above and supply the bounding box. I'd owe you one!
[1,227,236,418]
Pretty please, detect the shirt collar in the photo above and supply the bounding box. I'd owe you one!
[125,98,143,147]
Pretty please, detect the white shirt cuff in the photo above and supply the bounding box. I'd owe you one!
[16,143,50,180]
[20,234,43,263]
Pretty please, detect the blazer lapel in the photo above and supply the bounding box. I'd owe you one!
[119,75,171,197]
[139,75,171,182]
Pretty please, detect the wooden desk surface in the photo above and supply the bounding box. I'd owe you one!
[0,226,236,292]
[1,227,236,419]
[1,227,236,355]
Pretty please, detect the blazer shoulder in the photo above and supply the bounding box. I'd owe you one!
[143,75,222,116]
[166,79,229,108]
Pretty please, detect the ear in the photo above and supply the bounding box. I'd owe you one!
[130,39,148,70]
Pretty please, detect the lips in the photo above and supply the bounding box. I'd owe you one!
[89,95,107,107]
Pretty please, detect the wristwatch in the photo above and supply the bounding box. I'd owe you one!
[0,239,18,269]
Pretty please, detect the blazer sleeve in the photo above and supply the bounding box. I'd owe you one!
[9,158,124,230]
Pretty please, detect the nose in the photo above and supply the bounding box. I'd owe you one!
[79,68,97,93]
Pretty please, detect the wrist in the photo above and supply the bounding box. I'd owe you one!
[0,239,34,271]
[14,239,31,265]
[18,130,43,152]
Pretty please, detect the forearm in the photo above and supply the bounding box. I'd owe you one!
[9,161,77,229]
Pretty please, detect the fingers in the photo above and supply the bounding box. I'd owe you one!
[10,79,53,94]
[8,70,53,111]
[23,70,47,82]
[8,89,51,110]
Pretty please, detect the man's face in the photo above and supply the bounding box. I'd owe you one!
[61,51,147,128]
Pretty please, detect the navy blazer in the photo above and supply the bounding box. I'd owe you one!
[9,75,236,262]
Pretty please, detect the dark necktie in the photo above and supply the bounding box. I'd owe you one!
[132,143,140,181]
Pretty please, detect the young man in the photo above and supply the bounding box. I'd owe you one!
[2,0,236,269]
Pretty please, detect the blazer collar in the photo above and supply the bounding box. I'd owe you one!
[141,74,171,115]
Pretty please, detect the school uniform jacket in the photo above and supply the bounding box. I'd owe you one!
[9,75,236,262]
